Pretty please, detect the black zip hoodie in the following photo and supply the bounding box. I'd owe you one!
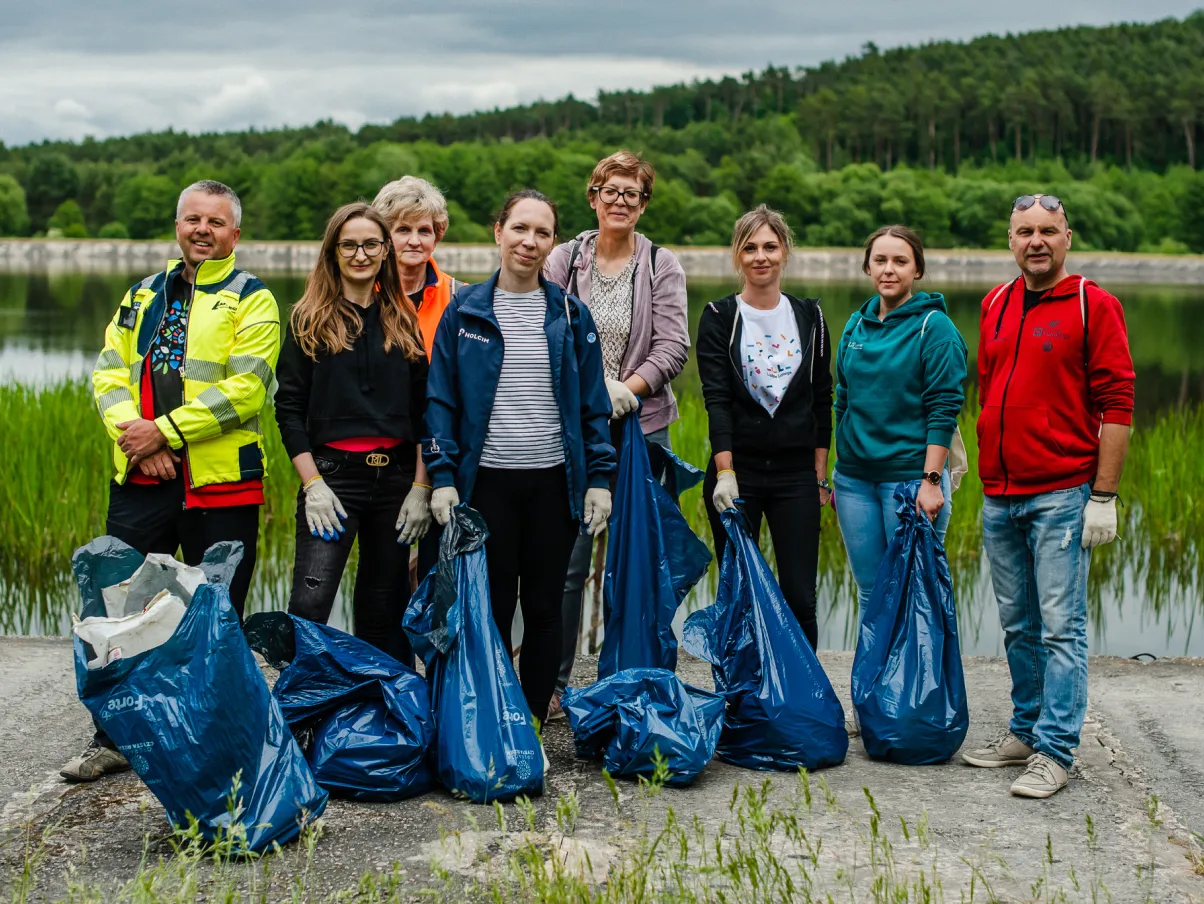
[696,293,833,469]
[275,302,428,459]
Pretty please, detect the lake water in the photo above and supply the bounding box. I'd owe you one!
[3,269,1202,657]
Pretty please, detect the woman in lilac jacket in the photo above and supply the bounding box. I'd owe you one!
[543,149,690,717]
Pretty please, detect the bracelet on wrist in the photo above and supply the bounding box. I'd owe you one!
[1090,488,1118,500]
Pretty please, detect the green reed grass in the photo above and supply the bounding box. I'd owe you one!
[2,379,1201,638]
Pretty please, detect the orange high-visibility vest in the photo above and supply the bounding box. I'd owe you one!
[413,257,464,361]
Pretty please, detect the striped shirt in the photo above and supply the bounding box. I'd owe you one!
[480,288,565,469]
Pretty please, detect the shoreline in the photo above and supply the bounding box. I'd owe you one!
[3,239,1204,284]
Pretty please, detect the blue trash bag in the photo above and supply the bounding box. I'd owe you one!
[243,613,435,802]
[851,482,969,765]
[599,411,711,678]
[561,667,724,786]
[72,537,327,852]
[683,509,848,771]
[403,505,544,803]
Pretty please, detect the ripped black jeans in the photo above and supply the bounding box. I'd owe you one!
[286,447,415,664]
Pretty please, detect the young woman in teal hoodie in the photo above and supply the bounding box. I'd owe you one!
[833,225,968,613]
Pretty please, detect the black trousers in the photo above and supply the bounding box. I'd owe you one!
[703,461,822,651]
[94,477,261,748]
[287,448,416,665]
[472,465,579,724]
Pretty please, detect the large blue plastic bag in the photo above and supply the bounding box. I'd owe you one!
[599,411,711,677]
[683,510,848,771]
[243,613,435,802]
[851,483,969,765]
[404,506,544,803]
[72,537,327,852]
[562,667,724,785]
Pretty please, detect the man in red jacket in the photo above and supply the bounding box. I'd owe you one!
[962,194,1134,798]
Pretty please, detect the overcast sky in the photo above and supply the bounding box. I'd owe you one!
[1,1,1199,146]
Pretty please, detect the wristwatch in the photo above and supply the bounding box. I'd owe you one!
[818,477,831,491]
[922,470,942,486]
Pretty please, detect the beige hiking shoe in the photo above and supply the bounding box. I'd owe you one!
[961,730,1035,768]
[1010,753,1068,798]
[60,742,131,782]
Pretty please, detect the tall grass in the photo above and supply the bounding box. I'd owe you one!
[2,379,1201,643]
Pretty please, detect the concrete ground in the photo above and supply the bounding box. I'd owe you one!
[2,637,1204,902]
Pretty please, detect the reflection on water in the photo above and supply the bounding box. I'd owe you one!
[3,269,1203,658]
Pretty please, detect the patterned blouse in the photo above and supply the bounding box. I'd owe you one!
[588,253,636,381]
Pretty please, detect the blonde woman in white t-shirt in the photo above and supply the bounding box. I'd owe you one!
[695,205,834,650]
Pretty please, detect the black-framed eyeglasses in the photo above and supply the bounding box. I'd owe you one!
[1013,194,1064,214]
[590,185,647,207]
[335,239,389,258]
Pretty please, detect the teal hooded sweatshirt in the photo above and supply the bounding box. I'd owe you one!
[834,292,968,483]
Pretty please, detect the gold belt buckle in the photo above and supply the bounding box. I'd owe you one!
[366,452,390,467]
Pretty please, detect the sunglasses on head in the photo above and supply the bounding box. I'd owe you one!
[1013,194,1064,214]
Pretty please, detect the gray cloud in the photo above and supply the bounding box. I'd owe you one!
[1,1,1199,144]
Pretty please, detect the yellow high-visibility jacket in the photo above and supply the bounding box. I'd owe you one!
[92,252,281,489]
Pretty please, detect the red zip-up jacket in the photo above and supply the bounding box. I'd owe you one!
[976,274,1134,497]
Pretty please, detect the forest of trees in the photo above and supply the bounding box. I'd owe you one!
[3,14,1204,251]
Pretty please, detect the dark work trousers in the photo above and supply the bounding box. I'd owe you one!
[287,448,416,666]
[94,476,261,749]
[556,423,672,692]
[472,465,579,724]
[703,461,822,651]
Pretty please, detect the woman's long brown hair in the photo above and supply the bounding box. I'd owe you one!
[291,202,424,361]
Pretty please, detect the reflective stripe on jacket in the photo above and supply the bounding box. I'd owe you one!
[92,252,281,489]
[422,271,616,519]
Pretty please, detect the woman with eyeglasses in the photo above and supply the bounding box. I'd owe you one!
[832,225,967,617]
[276,202,431,662]
[425,189,616,727]
[543,149,689,717]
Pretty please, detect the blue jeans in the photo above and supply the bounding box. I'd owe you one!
[833,470,953,614]
[981,485,1091,770]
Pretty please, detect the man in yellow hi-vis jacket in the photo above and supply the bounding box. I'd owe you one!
[62,180,281,782]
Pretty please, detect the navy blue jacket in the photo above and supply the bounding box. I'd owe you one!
[423,272,616,519]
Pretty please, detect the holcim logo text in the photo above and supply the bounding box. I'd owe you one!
[458,328,490,344]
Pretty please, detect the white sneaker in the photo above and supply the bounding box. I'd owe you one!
[961,730,1035,768]
[1010,753,1068,799]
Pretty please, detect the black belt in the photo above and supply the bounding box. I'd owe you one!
[315,445,409,468]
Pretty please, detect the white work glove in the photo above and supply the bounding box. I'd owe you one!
[583,488,613,537]
[1081,494,1118,549]
[712,470,739,512]
[431,486,460,527]
[395,484,433,545]
[605,378,639,420]
[304,477,347,541]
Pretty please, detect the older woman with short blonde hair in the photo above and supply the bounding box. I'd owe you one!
[372,176,463,360]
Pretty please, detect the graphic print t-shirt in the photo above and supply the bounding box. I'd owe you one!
[149,275,193,416]
[737,294,800,416]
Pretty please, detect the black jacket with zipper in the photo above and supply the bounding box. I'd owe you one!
[696,293,833,469]
[275,303,429,459]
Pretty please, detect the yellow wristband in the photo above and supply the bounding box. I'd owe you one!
[302,474,323,491]
[717,469,735,477]
[412,482,432,490]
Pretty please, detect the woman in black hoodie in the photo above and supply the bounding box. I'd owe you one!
[697,205,833,649]
[275,202,431,662]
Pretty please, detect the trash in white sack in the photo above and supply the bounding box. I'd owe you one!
[74,591,188,670]
[100,553,207,619]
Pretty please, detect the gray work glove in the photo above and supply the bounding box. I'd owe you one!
[396,484,433,545]
[605,378,639,420]
[304,477,347,541]
[1081,495,1118,548]
[583,487,613,537]
[431,486,460,527]
[712,470,739,512]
